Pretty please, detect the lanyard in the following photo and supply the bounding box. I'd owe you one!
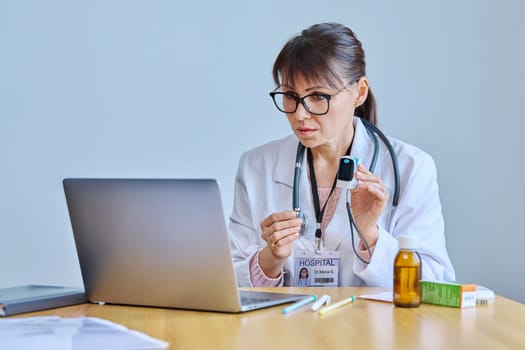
[307,144,352,251]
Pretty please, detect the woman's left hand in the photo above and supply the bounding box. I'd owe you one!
[350,164,388,246]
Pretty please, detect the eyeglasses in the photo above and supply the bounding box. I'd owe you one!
[269,78,358,116]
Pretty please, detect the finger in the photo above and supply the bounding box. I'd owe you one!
[271,229,301,248]
[365,183,388,201]
[355,164,376,176]
[261,215,301,240]
[355,171,382,184]
[357,164,372,175]
[261,218,302,241]
[356,170,384,187]
[260,210,298,229]
[262,218,302,241]
[270,218,302,232]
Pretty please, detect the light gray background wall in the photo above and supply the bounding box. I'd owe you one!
[2,0,524,303]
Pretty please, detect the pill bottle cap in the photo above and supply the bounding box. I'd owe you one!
[398,236,418,250]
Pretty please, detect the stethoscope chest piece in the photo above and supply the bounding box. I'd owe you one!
[295,209,309,236]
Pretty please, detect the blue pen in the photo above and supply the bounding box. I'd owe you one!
[282,295,318,314]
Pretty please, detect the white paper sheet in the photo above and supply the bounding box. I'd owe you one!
[358,291,394,302]
[0,316,168,350]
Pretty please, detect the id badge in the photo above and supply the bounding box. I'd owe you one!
[294,249,340,287]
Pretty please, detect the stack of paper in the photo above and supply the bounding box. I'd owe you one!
[0,316,169,350]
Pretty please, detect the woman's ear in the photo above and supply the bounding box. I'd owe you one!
[354,77,369,108]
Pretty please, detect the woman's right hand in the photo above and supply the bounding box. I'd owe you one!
[260,210,302,258]
[258,211,302,278]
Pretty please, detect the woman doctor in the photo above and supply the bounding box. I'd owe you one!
[229,22,455,287]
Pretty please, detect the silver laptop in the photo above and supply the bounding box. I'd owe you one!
[63,178,307,313]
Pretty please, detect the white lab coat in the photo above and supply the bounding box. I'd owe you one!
[229,117,455,287]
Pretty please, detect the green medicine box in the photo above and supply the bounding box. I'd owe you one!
[421,281,477,308]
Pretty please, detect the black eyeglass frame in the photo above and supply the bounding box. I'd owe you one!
[269,77,360,116]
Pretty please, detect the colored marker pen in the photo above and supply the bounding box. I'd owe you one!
[311,294,331,311]
[319,295,356,315]
[282,295,318,314]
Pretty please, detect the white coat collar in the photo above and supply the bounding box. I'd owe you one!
[273,135,300,188]
[348,117,377,170]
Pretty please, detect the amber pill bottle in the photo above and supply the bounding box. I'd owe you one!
[393,236,421,307]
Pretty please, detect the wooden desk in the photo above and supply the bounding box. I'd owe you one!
[13,287,525,349]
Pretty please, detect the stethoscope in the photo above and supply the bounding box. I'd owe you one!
[292,117,400,263]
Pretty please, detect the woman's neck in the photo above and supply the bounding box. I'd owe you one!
[310,131,354,188]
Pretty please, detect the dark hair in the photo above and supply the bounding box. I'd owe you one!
[299,267,309,277]
[272,22,377,125]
